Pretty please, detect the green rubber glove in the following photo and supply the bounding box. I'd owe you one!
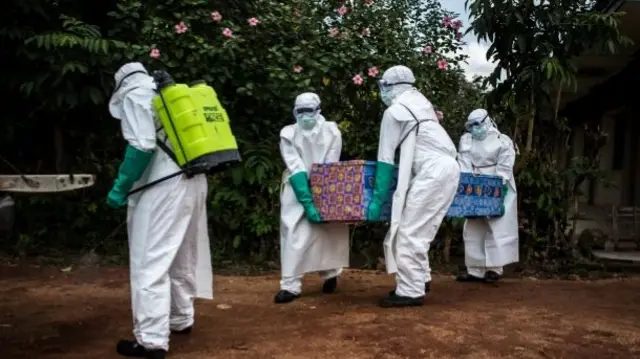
[107,145,155,209]
[367,161,395,221]
[500,183,508,216]
[289,171,322,223]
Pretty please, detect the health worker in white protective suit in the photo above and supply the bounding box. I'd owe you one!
[456,109,519,283]
[367,65,460,308]
[275,92,350,304]
[107,62,213,359]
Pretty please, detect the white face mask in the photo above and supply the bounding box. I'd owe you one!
[380,88,393,106]
[469,123,489,140]
[296,114,317,130]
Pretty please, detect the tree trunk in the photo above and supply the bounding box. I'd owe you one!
[525,91,536,153]
[512,102,520,144]
[551,87,564,165]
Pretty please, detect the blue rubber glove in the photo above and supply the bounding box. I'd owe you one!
[367,161,395,221]
[289,171,322,223]
[107,145,154,208]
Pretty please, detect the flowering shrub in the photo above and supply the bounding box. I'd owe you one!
[104,0,477,260]
[0,0,484,263]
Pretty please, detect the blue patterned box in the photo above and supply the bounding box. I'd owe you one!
[445,173,506,218]
[310,160,398,222]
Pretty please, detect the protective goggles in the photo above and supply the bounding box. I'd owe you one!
[465,114,488,131]
[377,79,414,91]
[293,106,319,116]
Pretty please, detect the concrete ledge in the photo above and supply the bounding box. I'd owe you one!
[592,250,640,262]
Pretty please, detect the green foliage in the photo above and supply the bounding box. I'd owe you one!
[466,0,632,106]
[1,0,483,267]
[465,0,631,268]
[21,15,126,110]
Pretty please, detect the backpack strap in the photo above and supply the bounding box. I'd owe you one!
[155,126,179,165]
[397,104,430,146]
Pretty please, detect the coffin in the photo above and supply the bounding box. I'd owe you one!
[445,172,506,218]
[310,160,398,222]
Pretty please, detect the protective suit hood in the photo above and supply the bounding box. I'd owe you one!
[380,65,416,104]
[466,108,499,137]
[109,62,156,120]
[294,92,321,108]
[293,92,325,132]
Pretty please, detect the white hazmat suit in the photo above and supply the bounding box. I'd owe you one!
[457,109,519,281]
[276,92,349,303]
[373,66,460,306]
[108,63,213,355]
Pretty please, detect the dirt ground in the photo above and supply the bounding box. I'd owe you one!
[1,264,639,359]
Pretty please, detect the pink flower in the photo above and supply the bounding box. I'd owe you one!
[352,73,364,85]
[222,28,233,38]
[336,5,349,16]
[248,17,260,26]
[328,27,340,37]
[294,8,301,17]
[436,111,443,122]
[442,16,452,28]
[452,19,463,30]
[361,27,370,36]
[364,0,374,6]
[456,32,463,40]
[174,21,188,34]
[149,48,160,59]
[294,65,303,73]
[423,45,432,55]
[437,58,448,70]
[367,66,379,77]
[211,11,222,23]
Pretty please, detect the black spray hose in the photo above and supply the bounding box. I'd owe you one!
[126,71,190,197]
[126,169,186,197]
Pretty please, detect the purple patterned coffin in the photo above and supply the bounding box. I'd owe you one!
[310,160,398,222]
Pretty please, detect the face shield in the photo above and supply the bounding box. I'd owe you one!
[377,79,414,92]
[466,113,490,139]
[377,79,414,106]
[293,105,320,130]
[293,105,319,117]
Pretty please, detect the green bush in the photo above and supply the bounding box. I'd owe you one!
[1,0,483,267]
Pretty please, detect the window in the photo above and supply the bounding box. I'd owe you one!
[612,115,626,171]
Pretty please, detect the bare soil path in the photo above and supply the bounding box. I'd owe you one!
[1,264,639,359]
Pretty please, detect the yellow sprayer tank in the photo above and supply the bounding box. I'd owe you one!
[151,71,241,175]
[189,80,239,154]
